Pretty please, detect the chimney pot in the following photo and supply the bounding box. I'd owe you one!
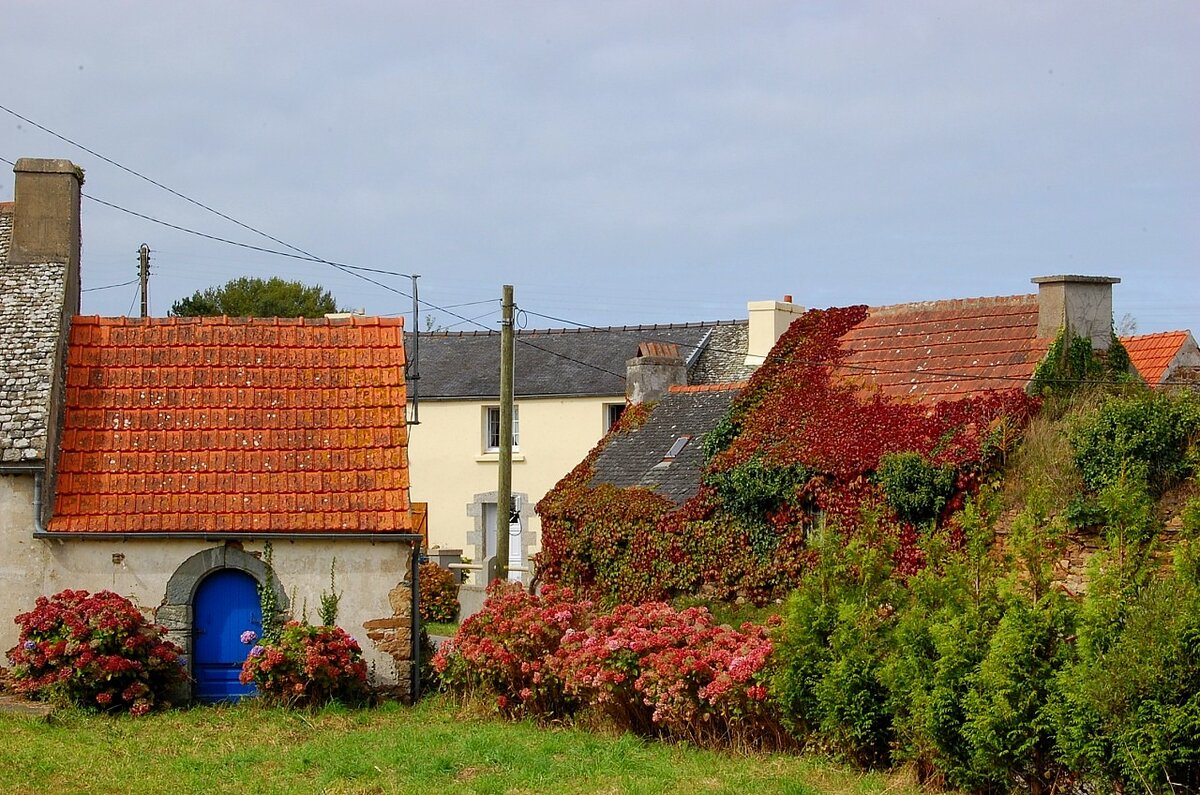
[626,343,687,404]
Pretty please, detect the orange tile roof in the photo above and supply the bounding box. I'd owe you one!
[837,294,1052,401]
[48,315,411,534]
[1120,331,1192,386]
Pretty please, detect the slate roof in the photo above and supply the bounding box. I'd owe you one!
[0,202,12,262]
[1121,331,1199,386]
[839,295,1052,401]
[411,322,745,399]
[47,315,412,534]
[0,201,69,466]
[589,383,744,504]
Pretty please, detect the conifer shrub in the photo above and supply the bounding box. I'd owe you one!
[6,589,185,716]
[418,562,460,624]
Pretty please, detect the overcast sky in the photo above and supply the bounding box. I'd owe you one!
[1,2,1196,334]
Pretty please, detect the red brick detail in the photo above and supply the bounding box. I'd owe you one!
[637,341,680,359]
[48,316,411,534]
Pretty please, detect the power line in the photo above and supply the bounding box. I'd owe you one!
[82,278,138,293]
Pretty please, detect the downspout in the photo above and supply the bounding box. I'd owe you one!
[411,536,422,701]
[32,470,48,534]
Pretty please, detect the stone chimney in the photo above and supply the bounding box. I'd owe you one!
[1031,275,1120,351]
[626,342,686,404]
[745,295,805,366]
[10,158,83,313]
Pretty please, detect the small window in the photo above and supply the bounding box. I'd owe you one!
[664,435,691,460]
[484,405,520,452]
[604,403,627,432]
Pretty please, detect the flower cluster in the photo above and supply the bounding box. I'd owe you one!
[537,306,1039,604]
[435,586,780,747]
[239,621,368,707]
[418,562,460,624]
[5,589,185,716]
[432,581,592,718]
[553,602,779,746]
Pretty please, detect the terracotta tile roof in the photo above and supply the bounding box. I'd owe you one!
[838,295,1052,401]
[636,341,680,358]
[1120,331,1195,386]
[48,315,411,534]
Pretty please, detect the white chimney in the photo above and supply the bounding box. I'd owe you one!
[1032,275,1120,351]
[745,295,804,366]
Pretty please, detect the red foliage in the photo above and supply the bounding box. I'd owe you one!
[537,306,1040,604]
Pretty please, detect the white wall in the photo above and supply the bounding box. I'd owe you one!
[407,394,622,570]
[1,472,416,690]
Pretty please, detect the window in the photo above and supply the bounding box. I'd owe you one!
[604,403,627,433]
[663,435,691,460]
[484,405,520,452]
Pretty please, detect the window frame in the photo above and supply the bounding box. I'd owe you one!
[483,404,520,453]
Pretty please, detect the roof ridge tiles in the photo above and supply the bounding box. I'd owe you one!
[865,293,1039,316]
[72,314,402,327]
[670,381,748,393]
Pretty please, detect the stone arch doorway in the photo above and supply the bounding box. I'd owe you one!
[157,544,288,700]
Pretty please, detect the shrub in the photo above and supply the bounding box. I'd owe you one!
[1070,388,1200,496]
[875,451,955,525]
[5,589,185,716]
[239,621,369,707]
[419,562,460,624]
[553,601,780,747]
[432,581,592,719]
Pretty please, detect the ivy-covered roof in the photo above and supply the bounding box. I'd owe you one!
[588,384,742,504]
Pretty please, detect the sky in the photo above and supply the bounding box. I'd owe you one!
[1,2,1196,335]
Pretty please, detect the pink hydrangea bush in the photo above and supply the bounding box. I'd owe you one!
[432,580,592,718]
[5,589,185,716]
[239,621,369,707]
[553,602,782,746]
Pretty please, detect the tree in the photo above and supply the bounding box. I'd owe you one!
[169,276,340,318]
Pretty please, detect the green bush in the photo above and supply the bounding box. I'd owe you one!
[1071,389,1200,496]
[703,457,810,553]
[874,452,955,525]
[418,562,460,624]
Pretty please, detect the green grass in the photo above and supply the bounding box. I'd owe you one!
[422,621,459,637]
[0,696,915,795]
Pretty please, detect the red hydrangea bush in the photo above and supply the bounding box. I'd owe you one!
[432,581,592,718]
[239,621,369,707]
[553,602,782,747]
[5,589,185,716]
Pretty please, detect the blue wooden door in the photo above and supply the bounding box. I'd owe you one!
[193,569,262,702]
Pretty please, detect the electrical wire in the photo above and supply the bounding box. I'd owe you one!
[82,278,138,293]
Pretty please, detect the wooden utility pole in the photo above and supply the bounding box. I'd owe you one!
[408,273,421,426]
[137,243,150,317]
[495,284,514,581]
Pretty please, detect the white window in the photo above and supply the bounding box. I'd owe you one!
[604,402,627,433]
[484,405,520,452]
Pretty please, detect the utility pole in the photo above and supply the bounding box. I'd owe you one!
[495,284,514,582]
[137,243,150,318]
[408,274,421,426]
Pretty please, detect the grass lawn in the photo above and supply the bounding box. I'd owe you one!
[0,695,915,795]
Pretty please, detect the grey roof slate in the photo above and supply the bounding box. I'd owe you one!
[588,386,739,504]
[409,322,745,399]
[689,322,755,384]
[0,255,66,464]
